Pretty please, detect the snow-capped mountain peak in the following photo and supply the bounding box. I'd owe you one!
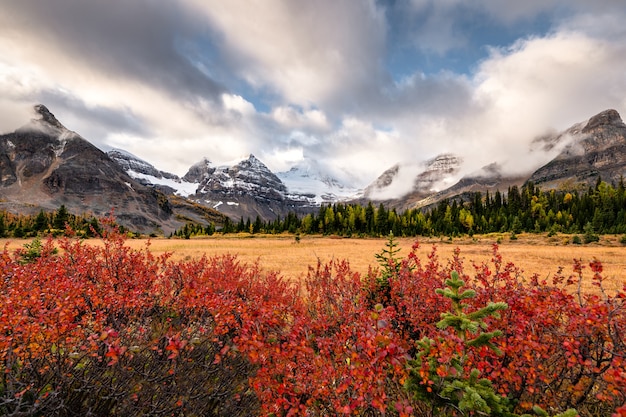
[277,158,362,204]
[198,154,287,195]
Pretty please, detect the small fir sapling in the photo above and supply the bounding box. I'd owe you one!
[405,271,578,417]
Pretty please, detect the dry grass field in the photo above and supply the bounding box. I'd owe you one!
[4,232,624,294]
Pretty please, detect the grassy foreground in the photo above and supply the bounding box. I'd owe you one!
[6,232,624,293]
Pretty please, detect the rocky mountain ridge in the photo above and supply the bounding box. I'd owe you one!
[108,148,179,182]
[360,153,463,210]
[0,105,225,234]
[3,104,626,230]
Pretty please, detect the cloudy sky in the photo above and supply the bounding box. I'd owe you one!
[1,0,626,190]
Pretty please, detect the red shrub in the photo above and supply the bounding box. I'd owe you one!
[1,228,624,416]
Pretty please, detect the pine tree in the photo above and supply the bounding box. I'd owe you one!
[406,271,509,415]
[372,232,401,302]
[53,205,69,230]
[33,210,48,232]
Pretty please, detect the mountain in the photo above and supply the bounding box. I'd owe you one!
[111,152,360,222]
[0,105,225,234]
[107,149,198,196]
[181,155,318,221]
[365,154,462,199]
[97,108,626,222]
[528,109,626,189]
[414,163,527,208]
[108,151,325,222]
[108,148,179,182]
[4,104,626,231]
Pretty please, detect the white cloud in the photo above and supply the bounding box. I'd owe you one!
[271,106,330,131]
[392,27,626,178]
[316,117,401,187]
[260,147,305,173]
[221,93,255,116]
[474,29,626,139]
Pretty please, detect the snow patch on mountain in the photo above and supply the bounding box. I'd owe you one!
[128,171,199,196]
[107,149,199,197]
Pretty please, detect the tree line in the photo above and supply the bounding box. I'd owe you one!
[216,178,626,237]
[0,205,103,238]
[4,177,626,239]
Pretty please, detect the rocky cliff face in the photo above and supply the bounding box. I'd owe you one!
[183,155,315,221]
[0,105,224,234]
[1,105,124,201]
[182,158,215,183]
[414,154,461,191]
[363,164,400,198]
[528,109,626,189]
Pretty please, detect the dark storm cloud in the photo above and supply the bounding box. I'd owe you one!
[2,0,225,104]
[38,90,151,138]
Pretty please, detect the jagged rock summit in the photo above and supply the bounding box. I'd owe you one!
[182,158,214,184]
[192,154,288,196]
[583,109,624,132]
[29,104,67,131]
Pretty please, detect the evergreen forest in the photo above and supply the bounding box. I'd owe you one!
[216,179,626,238]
